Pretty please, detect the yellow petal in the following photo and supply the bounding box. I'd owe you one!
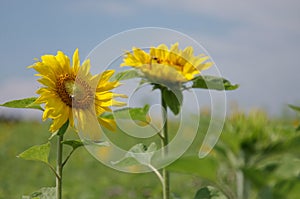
[72,48,80,73]
[49,112,69,132]
[56,51,71,74]
[98,117,116,131]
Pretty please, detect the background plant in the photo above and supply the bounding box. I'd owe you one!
[168,109,300,199]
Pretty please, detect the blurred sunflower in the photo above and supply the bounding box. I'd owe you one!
[121,43,212,88]
[29,49,126,133]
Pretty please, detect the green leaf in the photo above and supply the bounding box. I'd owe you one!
[194,186,227,199]
[62,139,84,150]
[0,97,43,111]
[289,104,300,113]
[57,120,69,136]
[242,167,273,188]
[162,88,183,115]
[273,178,300,199]
[27,187,56,199]
[17,142,50,164]
[110,69,140,81]
[101,105,150,123]
[257,187,273,199]
[194,187,211,199]
[112,143,157,167]
[280,135,300,155]
[139,78,150,86]
[191,75,239,91]
[167,156,218,182]
[258,135,300,161]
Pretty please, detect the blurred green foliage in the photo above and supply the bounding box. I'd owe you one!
[214,110,300,199]
[0,109,299,199]
[0,120,193,199]
[170,109,300,199]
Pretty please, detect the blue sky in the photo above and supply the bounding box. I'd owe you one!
[1,0,300,117]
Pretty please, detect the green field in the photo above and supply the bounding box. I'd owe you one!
[0,109,299,199]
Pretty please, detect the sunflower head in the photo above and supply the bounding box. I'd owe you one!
[121,43,213,88]
[29,49,126,134]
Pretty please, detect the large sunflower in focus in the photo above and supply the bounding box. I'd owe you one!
[29,49,126,133]
[120,43,212,88]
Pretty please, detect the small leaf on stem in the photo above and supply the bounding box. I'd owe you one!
[62,140,84,150]
[110,69,140,81]
[162,88,182,115]
[17,142,51,164]
[57,120,69,136]
[0,97,43,111]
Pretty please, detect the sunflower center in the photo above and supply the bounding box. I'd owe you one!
[56,74,94,109]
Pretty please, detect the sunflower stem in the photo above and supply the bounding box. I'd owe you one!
[161,89,170,199]
[148,163,164,186]
[56,134,63,199]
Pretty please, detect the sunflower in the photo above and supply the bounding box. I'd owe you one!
[120,43,212,88]
[29,49,126,134]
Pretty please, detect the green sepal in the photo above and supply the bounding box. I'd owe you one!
[110,69,140,81]
[57,120,69,136]
[0,97,43,111]
[191,75,239,91]
[17,142,50,164]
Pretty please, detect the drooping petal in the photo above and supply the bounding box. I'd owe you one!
[50,111,69,132]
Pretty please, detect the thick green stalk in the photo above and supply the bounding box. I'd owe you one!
[243,176,250,199]
[161,90,170,199]
[56,134,63,199]
[236,170,243,199]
